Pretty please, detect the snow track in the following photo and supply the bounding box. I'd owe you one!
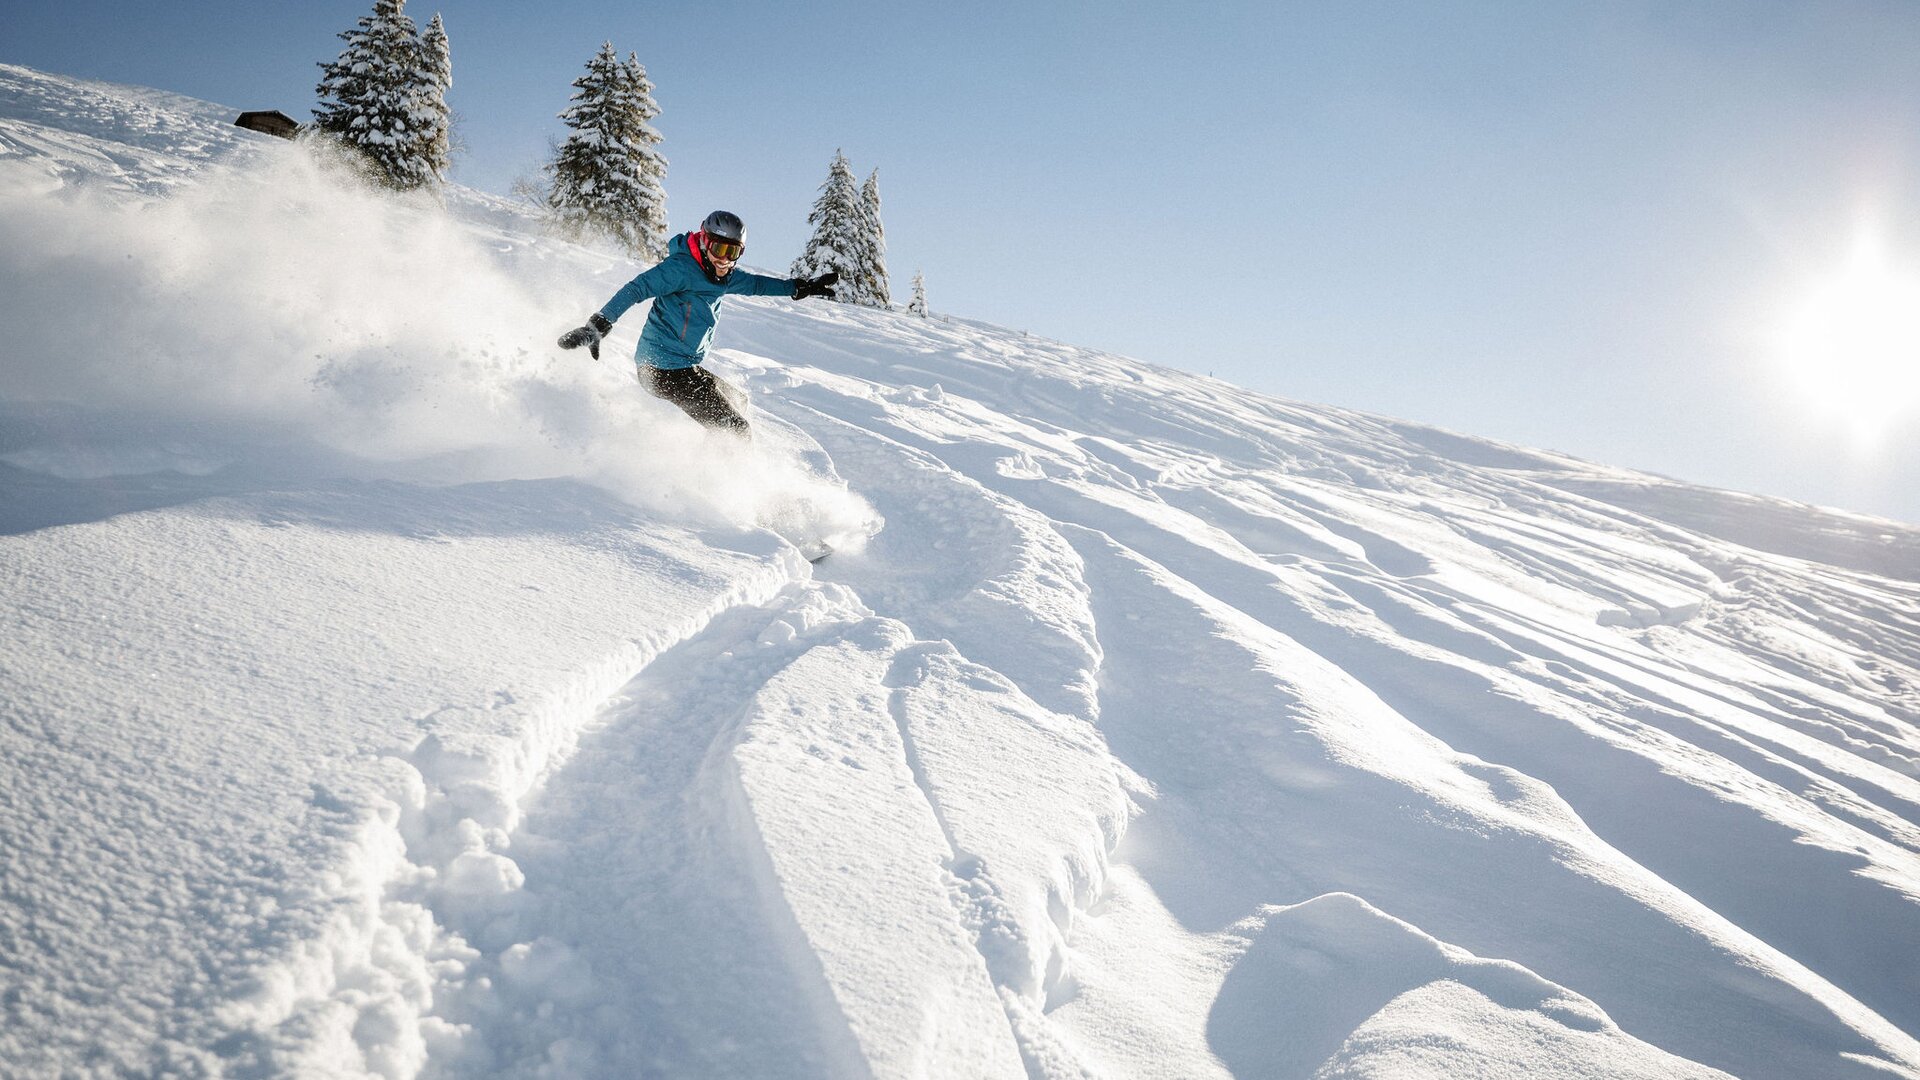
[395,397,1132,1076]
[411,582,1126,1076]
[416,588,871,1078]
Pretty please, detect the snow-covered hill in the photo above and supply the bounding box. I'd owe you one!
[4,63,1919,1079]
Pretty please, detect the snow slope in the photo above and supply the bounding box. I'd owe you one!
[3,63,1919,1079]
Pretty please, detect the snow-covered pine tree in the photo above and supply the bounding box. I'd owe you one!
[792,151,867,302]
[313,0,442,190]
[545,43,669,260]
[859,169,890,309]
[416,13,453,180]
[908,271,927,317]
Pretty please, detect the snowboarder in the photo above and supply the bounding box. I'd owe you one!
[558,210,839,435]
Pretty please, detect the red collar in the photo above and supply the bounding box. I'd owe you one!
[687,230,708,272]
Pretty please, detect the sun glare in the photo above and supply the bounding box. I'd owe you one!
[1781,243,1920,439]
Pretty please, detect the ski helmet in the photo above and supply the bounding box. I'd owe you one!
[701,210,745,246]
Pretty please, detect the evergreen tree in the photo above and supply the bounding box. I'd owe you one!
[908,271,927,318]
[859,169,890,308]
[416,14,453,179]
[792,151,866,302]
[545,42,669,260]
[313,0,445,189]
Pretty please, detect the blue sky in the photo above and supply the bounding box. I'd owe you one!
[13,1,1920,521]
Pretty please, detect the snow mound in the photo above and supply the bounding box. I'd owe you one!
[1211,893,1724,1079]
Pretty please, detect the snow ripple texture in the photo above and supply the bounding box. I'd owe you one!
[4,63,1920,1079]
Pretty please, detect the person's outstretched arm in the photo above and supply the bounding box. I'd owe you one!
[558,260,684,359]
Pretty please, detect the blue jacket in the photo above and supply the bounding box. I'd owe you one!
[597,232,795,370]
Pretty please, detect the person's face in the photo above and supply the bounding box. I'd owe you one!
[707,235,742,275]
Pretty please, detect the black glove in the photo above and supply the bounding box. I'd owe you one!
[558,313,614,360]
[792,272,839,300]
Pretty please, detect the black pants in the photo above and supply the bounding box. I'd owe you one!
[641,364,749,435]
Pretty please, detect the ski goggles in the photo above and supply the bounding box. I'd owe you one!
[705,235,744,261]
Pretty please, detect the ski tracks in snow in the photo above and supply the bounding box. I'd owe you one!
[408,406,1132,1077]
[416,600,1125,1078]
[418,590,872,1078]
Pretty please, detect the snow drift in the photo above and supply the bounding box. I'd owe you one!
[3,63,1919,1080]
